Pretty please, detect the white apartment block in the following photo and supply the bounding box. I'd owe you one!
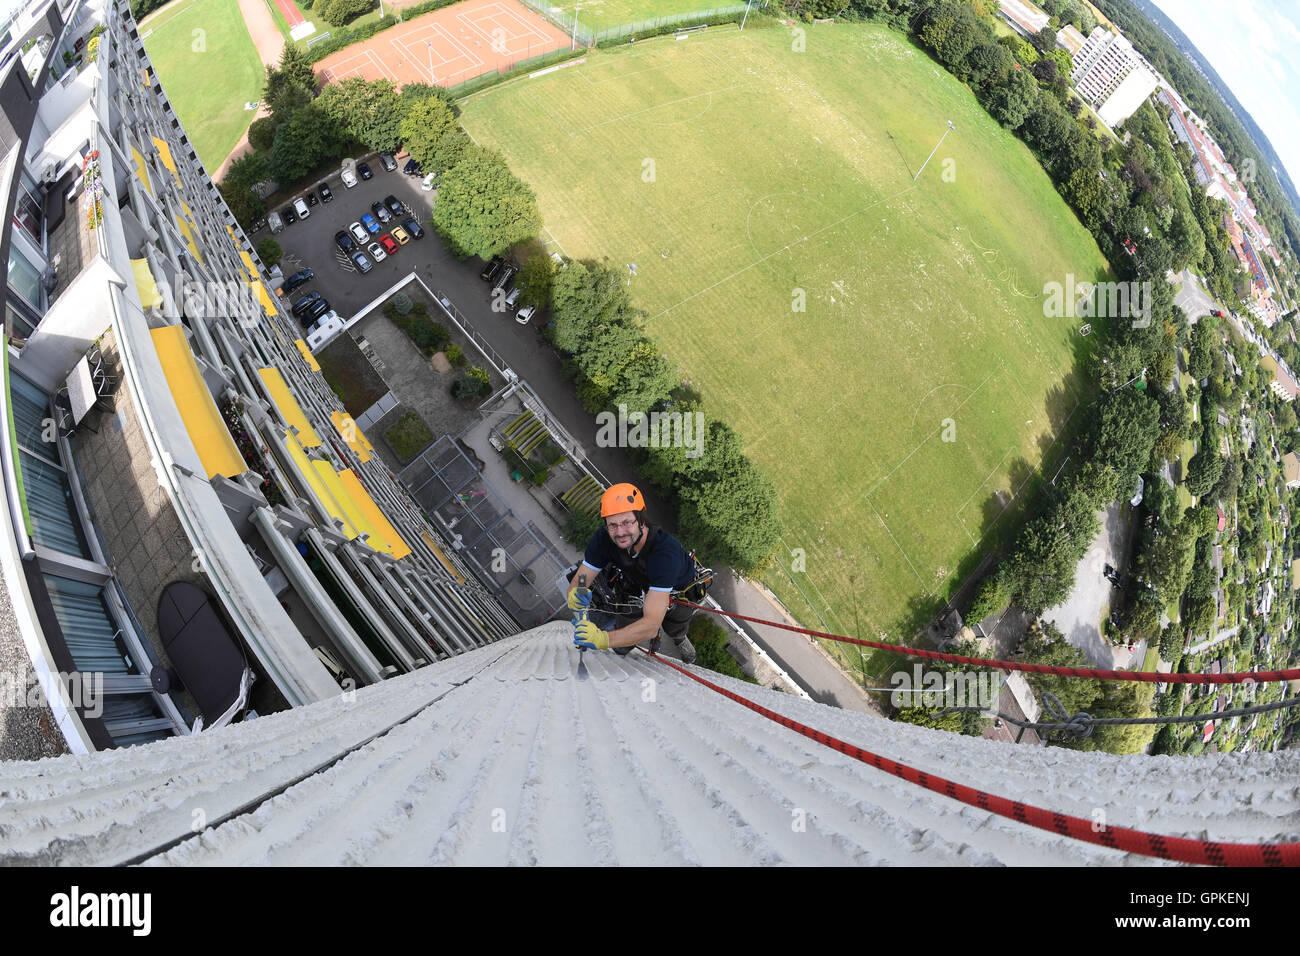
[1071,27,1160,128]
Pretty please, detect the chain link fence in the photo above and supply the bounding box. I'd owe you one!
[516,1,750,48]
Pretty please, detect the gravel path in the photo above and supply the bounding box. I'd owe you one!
[211,0,286,182]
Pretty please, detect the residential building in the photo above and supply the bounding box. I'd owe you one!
[0,0,515,756]
[1070,28,1160,128]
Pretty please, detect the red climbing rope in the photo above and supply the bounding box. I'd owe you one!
[640,649,1300,866]
[671,600,1300,685]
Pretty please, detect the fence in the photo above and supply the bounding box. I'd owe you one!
[516,1,750,48]
[443,46,587,99]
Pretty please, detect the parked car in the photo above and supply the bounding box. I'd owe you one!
[282,206,297,225]
[350,250,373,274]
[283,268,314,294]
[492,263,519,293]
[305,298,331,322]
[421,173,436,191]
[516,305,537,325]
[319,182,334,203]
[379,152,398,172]
[358,161,373,180]
[480,256,505,282]
[367,241,387,263]
[291,291,322,317]
[391,225,411,245]
[348,221,369,244]
[334,230,356,254]
[383,195,406,217]
[403,157,421,176]
[379,234,399,255]
[293,196,311,219]
[305,191,319,207]
[341,166,358,189]
[360,212,380,235]
[401,217,424,239]
[371,202,392,224]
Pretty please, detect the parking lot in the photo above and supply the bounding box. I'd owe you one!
[259,156,438,323]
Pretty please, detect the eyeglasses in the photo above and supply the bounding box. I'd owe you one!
[606,517,639,533]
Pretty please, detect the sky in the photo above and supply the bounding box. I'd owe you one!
[1149,0,1300,198]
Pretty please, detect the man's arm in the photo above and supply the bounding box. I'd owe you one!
[606,590,670,647]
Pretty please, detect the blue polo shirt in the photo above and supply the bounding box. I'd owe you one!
[581,527,695,592]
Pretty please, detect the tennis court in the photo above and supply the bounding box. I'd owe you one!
[314,0,570,88]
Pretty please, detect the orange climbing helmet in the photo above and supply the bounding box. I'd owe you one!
[600,482,645,517]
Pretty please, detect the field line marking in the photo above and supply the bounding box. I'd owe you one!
[648,181,917,322]
[864,497,932,597]
[577,83,745,133]
[955,444,1016,517]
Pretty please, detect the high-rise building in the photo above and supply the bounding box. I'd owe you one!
[1071,27,1160,128]
[0,0,514,758]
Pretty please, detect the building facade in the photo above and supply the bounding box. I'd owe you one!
[0,0,516,757]
[1070,27,1160,128]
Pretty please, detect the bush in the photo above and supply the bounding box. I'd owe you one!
[256,238,283,267]
[382,411,434,463]
[563,508,602,548]
[320,0,374,27]
[687,614,754,682]
[248,117,277,152]
[530,466,549,487]
[452,374,488,400]
[445,342,466,366]
[392,291,413,316]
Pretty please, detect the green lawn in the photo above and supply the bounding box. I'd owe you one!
[459,23,1111,669]
[142,0,266,172]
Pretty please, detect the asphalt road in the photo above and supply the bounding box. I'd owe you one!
[260,161,876,712]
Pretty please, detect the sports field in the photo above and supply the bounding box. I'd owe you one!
[314,0,569,89]
[458,24,1111,663]
[141,0,266,171]
[542,0,747,31]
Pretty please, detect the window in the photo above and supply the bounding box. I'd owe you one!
[6,298,39,339]
[8,244,44,313]
[10,372,91,558]
[12,172,44,248]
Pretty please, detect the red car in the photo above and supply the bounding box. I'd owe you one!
[380,234,399,256]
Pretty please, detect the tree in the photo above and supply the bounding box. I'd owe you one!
[248,116,276,152]
[963,41,1012,89]
[427,130,472,178]
[320,0,373,26]
[223,152,270,190]
[1185,439,1224,498]
[399,81,457,114]
[985,69,1038,130]
[256,238,282,267]
[515,252,555,311]
[274,43,316,92]
[1031,25,1057,54]
[1091,389,1160,497]
[316,77,402,152]
[217,180,264,227]
[966,569,1010,623]
[268,104,345,184]
[1211,455,1241,503]
[1008,514,1090,615]
[1020,620,1103,716]
[431,146,541,260]
[398,96,460,171]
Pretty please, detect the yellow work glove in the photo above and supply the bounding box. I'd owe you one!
[573,619,610,651]
[567,586,592,612]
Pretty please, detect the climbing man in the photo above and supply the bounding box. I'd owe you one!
[567,482,709,664]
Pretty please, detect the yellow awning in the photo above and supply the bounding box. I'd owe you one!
[340,469,410,559]
[320,465,387,553]
[141,68,151,89]
[330,411,373,463]
[130,145,153,196]
[257,368,321,447]
[313,459,371,543]
[239,250,257,279]
[421,530,465,583]
[295,338,321,371]
[255,280,276,317]
[174,216,203,263]
[150,326,246,479]
[283,431,357,538]
[153,136,181,186]
[180,200,194,224]
[131,258,162,310]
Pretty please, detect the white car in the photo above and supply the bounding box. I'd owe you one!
[293,196,310,219]
[367,241,386,263]
[348,221,368,244]
[421,173,436,191]
[515,305,536,325]
[341,166,358,189]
